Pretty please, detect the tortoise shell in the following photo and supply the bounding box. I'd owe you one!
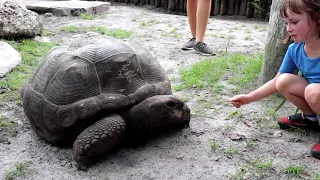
[21,35,172,143]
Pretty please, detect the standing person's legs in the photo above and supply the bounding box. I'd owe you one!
[193,0,215,56]
[182,0,215,56]
[182,0,198,50]
[187,0,198,38]
[195,0,211,43]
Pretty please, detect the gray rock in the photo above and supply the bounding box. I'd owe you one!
[25,1,110,16]
[0,1,43,39]
[0,41,22,78]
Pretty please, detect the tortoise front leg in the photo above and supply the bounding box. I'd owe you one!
[128,82,172,104]
[73,114,126,171]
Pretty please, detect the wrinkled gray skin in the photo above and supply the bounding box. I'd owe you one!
[21,35,191,171]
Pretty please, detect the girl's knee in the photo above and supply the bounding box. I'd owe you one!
[305,84,320,105]
[275,73,292,92]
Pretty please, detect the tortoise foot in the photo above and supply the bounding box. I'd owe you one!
[73,114,126,170]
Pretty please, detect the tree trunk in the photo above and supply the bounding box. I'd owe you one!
[150,0,155,6]
[261,0,290,83]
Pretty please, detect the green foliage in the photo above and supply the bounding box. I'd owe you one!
[0,115,17,136]
[174,53,263,91]
[80,13,104,20]
[224,147,239,156]
[285,165,304,176]
[210,140,217,151]
[5,163,26,180]
[60,25,83,33]
[90,25,132,39]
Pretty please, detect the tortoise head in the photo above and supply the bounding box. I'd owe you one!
[127,95,191,133]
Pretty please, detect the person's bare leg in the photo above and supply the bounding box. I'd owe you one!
[276,73,315,115]
[305,83,320,115]
[195,0,211,43]
[187,0,198,38]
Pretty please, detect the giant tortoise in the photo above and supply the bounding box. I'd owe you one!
[21,34,191,170]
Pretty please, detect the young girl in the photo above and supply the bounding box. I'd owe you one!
[229,0,320,159]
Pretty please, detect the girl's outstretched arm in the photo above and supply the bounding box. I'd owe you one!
[229,73,281,108]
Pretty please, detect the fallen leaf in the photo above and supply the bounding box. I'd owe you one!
[243,120,251,127]
[229,133,245,141]
[299,173,312,179]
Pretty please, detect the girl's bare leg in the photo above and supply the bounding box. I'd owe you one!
[275,73,315,115]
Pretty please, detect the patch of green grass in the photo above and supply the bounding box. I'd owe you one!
[174,53,262,91]
[0,115,17,136]
[80,13,95,20]
[90,25,132,39]
[80,13,104,20]
[42,28,56,36]
[60,25,84,33]
[141,11,149,15]
[246,139,256,148]
[223,125,234,131]
[254,159,272,170]
[313,172,320,179]
[285,165,304,177]
[210,140,217,151]
[228,168,247,179]
[5,163,26,180]
[140,21,147,27]
[224,147,239,156]
[1,39,56,105]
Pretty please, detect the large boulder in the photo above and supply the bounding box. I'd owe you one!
[0,41,22,78]
[0,1,42,39]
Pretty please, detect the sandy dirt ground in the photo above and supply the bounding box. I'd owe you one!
[1,3,320,180]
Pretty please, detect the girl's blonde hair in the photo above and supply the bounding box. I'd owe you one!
[280,0,320,42]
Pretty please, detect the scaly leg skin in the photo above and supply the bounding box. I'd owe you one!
[129,82,172,104]
[73,114,126,171]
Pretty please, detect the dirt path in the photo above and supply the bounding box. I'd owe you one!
[1,4,320,180]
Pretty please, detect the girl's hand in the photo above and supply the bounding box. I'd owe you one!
[228,94,251,108]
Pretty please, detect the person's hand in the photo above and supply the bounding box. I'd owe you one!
[228,94,251,108]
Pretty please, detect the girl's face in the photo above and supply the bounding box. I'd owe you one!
[283,9,318,43]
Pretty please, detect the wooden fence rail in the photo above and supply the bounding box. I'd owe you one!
[106,0,272,18]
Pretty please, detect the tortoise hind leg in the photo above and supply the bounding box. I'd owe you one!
[73,114,126,171]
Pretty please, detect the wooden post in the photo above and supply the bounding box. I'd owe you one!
[134,0,140,5]
[239,0,247,16]
[245,0,254,18]
[228,0,236,15]
[155,0,161,7]
[168,0,175,11]
[220,0,228,15]
[214,0,221,15]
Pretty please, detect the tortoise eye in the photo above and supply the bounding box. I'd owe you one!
[166,101,176,108]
